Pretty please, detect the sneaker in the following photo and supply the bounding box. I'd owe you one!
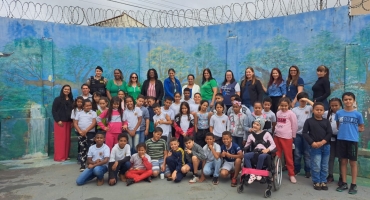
[166,177,173,181]
[294,170,300,176]
[321,183,328,190]
[289,176,297,184]
[248,174,256,184]
[79,167,85,172]
[348,184,357,194]
[305,171,311,178]
[256,175,262,181]
[327,174,334,183]
[212,177,219,185]
[336,182,348,192]
[313,183,321,190]
[231,177,237,187]
[145,177,152,183]
[126,178,135,186]
[189,175,199,183]
[338,177,343,186]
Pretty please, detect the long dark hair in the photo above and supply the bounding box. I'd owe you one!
[176,102,191,122]
[125,95,135,110]
[222,70,236,85]
[59,85,73,100]
[317,65,330,79]
[286,65,300,86]
[202,68,214,84]
[327,98,343,122]
[198,100,209,111]
[147,68,158,80]
[107,96,123,123]
[73,96,84,116]
[267,68,283,88]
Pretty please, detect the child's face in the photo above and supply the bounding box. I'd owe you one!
[94,134,105,145]
[205,136,215,145]
[147,99,155,106]
[194,94,201,104]
[215,96,223,103]
[112,102,120,109]
[164,100,172,108]
[298,98,307,107]
[118,137,128,149]
[184,91,191,99]
[93,95,100,103]
[252,122,261,132]
[215,104,224,114]
[330,101,341,113]
[118,91,125,99]
[232,104,240,114]
[230,97,235,102]
[263,102,271,111]
[99,100,108,110]
[279,101,289,112]
[83,102,92,112]
[181,105,188,114]
[136,98,144,107]
[170,141,179,151]
[200,102,208,111]
[313,105,325,118]
[254,103,262,114]
[137,146,146,156]
[153,107,161,115]
[222,135,232,146]
[77,99,83,108]
[185,140,194,149]
[144,99,148,106]
[152,131,162,141]
[174,94,181,102]
[343,95,354,108]
[126,98,134,109]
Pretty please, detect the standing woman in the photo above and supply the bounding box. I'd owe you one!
[312,65,331,110]
[181,74,200,99]
[141,68,164,105]
[200,68,218,109]
[266,68,286,114]
[286,66,304,107]
[126,72,141,103]
[52,85,74,161]
[240,67,264,112]
[220,70,240,110]
[106,69,126,100]
[87,66,108,97]
[163,68,182,100]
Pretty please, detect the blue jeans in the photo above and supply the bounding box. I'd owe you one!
[76,165,108,185]
[203,159,222,177]
[138,130,145,143]
[244,152,270,169]
[232,136,244,149]
[128,131,140,154]
[310,144,330,183]
[294,134,311,172]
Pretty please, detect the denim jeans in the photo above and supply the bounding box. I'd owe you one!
[310,144,330,183]
[128,131,140,154]
[244,152,270,169]
[232,136,244,149]
[76,165,108,185]
[138,130,145,143]
[294,134,311,172]
[203,159,222,177]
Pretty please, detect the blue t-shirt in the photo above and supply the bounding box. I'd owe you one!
[267,81,286,97]
[286,77,304,100]
[221,142,241,162]
[335,109,364,142]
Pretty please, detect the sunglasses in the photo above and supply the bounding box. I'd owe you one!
[131,76,138,79]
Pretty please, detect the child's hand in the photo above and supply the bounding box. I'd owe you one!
[168,151,172,157]
[129,130,135,137]
[311,142,318,148]
[183,132,187,136]
[104,127,109,131]
[122,125,128,131]
[144,130,149,136]
[185,149,192,154]
[161,163,165,172]
[262,149,269,154]
[112,161,118,171]
[88,164,94,169]
[207,143,213,150]
[300,98,309,102]
[140,154,145,158]
[221,150,227,157]
[171,170,177,181]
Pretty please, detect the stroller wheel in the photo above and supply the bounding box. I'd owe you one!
[264,189,271,198]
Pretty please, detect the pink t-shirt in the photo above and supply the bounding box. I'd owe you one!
[274,110,298,139]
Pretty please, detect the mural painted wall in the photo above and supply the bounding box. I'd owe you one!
[0,6,370,176]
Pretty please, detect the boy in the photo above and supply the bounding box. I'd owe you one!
[220,131,243,187]
[162,97,175,138]
[145,127,170,178]
[213,93,227,114]
[126,143,152,186]
[76,132,110,186]
[137,95,150,143]
[190,93,202,113]
[108,133,131,186]
[181,136,206,183]
[146,96,156,139]
[292,92,314,178]
[182,88,195,104]
[227,96,252,117]
[153,103,172,141]
[199,132,222,185]
[335,92,365,194]
[262,97,277,133]
[165,137,185,182]
[227,99,252,148]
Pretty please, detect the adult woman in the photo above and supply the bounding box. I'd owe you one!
[87,66,108,96]
[141,68,164,104]
[163,68,182,100]
[220,70,240,110]
[126,72,141,103]
[286,66,304,107]
[52,85,74,162]
[240,67,264,112]
[312,65,331,110]
[181,74,200,99]
[106,69,126,100]
[266,68,286,114]
[200,68,218,109]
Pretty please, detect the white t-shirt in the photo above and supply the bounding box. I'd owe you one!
[88,144,110,166]
[292,105,312,134]
[75,110,97,132]
[122,107,142,131]
[170,103,181,116]
[180,114,194,132]
[161,107,175,120]
[71,108,83,120]
[203,142,221,162]
[210,114,228,137]
[181,98,195,105]
[109,143,131,162]
[130,153,151,170]
[189,103,200,113]
[153,113,171,137]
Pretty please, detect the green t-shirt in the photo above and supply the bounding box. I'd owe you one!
[126,84,142,103]
[106,80,127,98]
[200,79,218,100]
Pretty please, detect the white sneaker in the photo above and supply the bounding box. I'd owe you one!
[248,174,256,184]
[189,175,199,183]
[256,175,262,181]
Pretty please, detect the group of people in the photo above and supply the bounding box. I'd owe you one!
[51,65,364,195]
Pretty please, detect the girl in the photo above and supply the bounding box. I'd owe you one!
[312,65,331,110]
[170,92,182,116]
[122,96,143,154]
[265,68,286,114]
[96,97,109,135]
[97,97,125,151]
[71,96,84,163]
[323,98,343,184]
[302,102,332,190]
[210,102,228,145]
[74,99,97,171]
[92,91,102,111]
[173,102,195,148]
[117,90,126,111]
[194,100,212,147]
[227,100,250,148]
[274,97,298,183]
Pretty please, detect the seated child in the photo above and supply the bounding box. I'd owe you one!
[145,127,170,177]
[199,132,222,185]
[243,119,276,184]
[76,133,110,186]
[181,136,206,183]
[165,137,185,182]
[108,133,131,186]
[220,131,243,187]
[126,143,153,186]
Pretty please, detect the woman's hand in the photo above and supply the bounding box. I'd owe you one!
[58,121,63,127]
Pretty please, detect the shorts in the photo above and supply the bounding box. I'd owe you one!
[221,161,235,171]
[336,139,358,161]
[186,161,203,172]
[151,159,171,174]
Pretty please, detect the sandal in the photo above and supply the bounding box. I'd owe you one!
[248,174,256,184]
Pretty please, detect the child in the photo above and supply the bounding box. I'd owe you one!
[182,88,195,104]
[227,100,252,148]
[126,143,153,186]
[199,132,222,185]
[243,119,276,184]
[108,133,131,186]
[190,92,202,113]
[335,92,364,194]
[274,97,298,183]
[92,91,102,111]
[74,99,97,171]
[212,93,227,114]
[122,96,142,153]
[292,92,314,178]
[227,95,252,117]
[76,132,110,186]
[146,96,156,139]
[117,90,125,110]
[97,97,125,151]
[220,131,243,187]
[71,96,84,163]
[262,97,277,132]
[96,97,109,135]
[170,92,182,116]
[162,96,175,137]
[173,102,195,148]
[145,127,169,178]
[181,136,206,183]
[165,137,185,182]
[323,98,343,184]
[136,95,150,143]
[302,102,333,190]
[194,100,212,147]
[153,103,172,141]
[210,102,228,145]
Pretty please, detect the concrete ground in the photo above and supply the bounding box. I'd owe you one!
[0,157,369,200]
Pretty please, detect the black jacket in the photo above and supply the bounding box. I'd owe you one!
[141,79,164,101]
[52,96,73,122]
[240,79,264,105]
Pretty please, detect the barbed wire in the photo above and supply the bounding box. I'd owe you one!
[0,0,368,27]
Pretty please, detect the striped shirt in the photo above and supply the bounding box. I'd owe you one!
[148,83,156,98]
[145,138,168,160]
